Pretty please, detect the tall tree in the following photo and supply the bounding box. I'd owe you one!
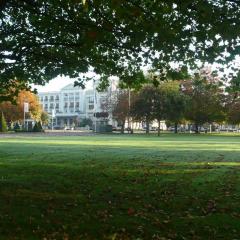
[112,90,132,134]
[160,81,188,134]
[227,100,240,126]
[183,72,225,133]
[2,1,240,99]
[131,86,155,134]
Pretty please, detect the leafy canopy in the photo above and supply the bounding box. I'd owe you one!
[1,0,240,99]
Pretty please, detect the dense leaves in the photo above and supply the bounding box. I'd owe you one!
[2,0,240,99]
[112,90,132,133]
[183,72,226,132]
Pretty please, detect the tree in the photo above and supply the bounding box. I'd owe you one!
[0,90,42,123]
[225,70,240,100]
[0,112,8,132]
[40,111,49,125]
[183,73,225,133]
[111,90,131,134]
[227,101,240,126]
[160,82,189,134]
[131,86,155,134]
[33,121,44,132]
[80,118,93,128]
[152,87,166,136]
[2,1,240,99]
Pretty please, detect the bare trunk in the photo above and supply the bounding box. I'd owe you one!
[157,120,160,136]
[121,121,125,134]
[195,123,199,134]
[174,122,178,134]
[146,120,150,134]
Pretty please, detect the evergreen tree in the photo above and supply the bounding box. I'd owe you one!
[33,121,44,132]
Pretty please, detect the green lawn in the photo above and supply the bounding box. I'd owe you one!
[0,133,240,239]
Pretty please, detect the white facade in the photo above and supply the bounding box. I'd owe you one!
[38,82,115,128]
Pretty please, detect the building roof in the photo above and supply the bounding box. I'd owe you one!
[61,83,82,91]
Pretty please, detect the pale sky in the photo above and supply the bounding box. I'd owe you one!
[33,59,240,93]
[33,75,94,93]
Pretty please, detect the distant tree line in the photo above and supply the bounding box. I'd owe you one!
[112,69,240,134]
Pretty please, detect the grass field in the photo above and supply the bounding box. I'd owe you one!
[0,133,240,239]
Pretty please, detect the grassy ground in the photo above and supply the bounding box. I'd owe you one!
[0,133,240,239]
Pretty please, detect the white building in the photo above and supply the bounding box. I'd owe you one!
[38,81,116,129]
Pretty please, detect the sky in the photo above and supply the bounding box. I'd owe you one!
[33,75,94,93]
[33,58,240,93]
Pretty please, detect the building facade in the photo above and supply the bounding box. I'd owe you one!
[38,82,115,129]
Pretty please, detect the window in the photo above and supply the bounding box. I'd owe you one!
[44,104,48,110]
[56,103,59,109]
[87,96,94,104]
[88,104,94,110]
[69,93,74,101]
[75,93,80,101]
[44,96,48,101]
[100,97,107,110]
[55,95,59,101]
[50,96,54,101]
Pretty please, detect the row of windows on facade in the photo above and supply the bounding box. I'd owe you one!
[44,103,94,111]
[40,93,83,102]
[40,96,93,103]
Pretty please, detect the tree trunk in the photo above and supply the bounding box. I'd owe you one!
[146,120,150,134]
[121,122,125,134]
[195,123,199,134]
[174,122,178,134]
[157,120,160,136]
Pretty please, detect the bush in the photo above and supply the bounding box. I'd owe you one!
[33,121,44,132]
[80,118,93,127]
[13,122,21,132]
[0,113,8,132]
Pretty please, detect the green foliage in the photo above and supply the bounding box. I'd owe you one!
[112,90,130,133]
[226,71,240,99]
[2,1,240,99]
[131,86,156,133]
[33,121,44,132]
[227,101,240,125]
[0,112,7,132]
[13,122,21,132]
[158,81,189,132]
[184,75,225,132]
[40,111,49,125]
[80,118,93,127]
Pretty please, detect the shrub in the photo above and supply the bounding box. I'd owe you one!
[0,112,8,132]
[33,121,44,132]
[80,118,93,127]
[13,122,21,132]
